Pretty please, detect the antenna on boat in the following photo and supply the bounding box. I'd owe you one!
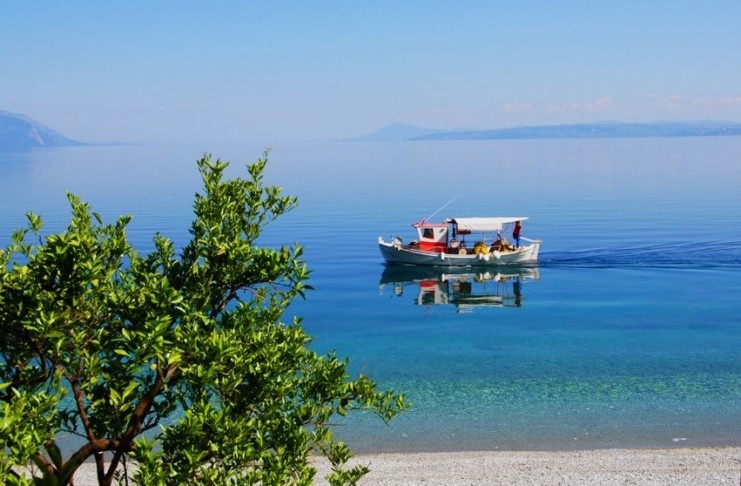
[424,196,458,222]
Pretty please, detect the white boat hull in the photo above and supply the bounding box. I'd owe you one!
[378,237,540,267]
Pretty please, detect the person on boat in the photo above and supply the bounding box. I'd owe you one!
[513,221,522,248]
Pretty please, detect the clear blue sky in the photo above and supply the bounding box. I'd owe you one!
[3,1,741,144]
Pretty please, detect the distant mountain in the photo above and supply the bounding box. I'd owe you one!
[353,121,741,142]
[348,123,444,141]
[411,121,741,141]
[0,111,85,150]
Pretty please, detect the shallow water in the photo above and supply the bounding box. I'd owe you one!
[1,138,739,452]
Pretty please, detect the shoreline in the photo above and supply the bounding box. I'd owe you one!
[68,446,740,485]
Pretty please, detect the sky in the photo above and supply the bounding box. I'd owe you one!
[3,1,741,145]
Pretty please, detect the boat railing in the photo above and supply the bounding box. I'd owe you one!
[520,237,542,243]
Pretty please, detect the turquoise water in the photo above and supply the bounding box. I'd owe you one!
[1,138,739,452]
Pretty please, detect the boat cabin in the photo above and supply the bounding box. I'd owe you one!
[412,221,449,251]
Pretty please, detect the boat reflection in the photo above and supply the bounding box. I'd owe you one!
[379,265,540,311]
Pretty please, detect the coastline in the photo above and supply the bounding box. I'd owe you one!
[68,447,740,485]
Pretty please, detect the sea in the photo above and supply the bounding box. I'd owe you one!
[1,137,739,453]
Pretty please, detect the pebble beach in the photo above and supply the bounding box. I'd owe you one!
[68,447,740,485]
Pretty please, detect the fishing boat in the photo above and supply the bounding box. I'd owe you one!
[378,216,541,266]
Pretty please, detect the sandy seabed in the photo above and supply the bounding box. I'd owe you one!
[69,447,740,485]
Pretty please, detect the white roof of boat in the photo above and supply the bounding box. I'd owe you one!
[447,217,528,232]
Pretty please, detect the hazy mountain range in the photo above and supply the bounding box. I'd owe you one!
[3,111,741,150]
[352,121,741,141]
[0,111,84,150]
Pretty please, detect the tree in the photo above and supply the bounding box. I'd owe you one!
[0,152,407,485]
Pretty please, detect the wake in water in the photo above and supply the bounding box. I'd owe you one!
[540,240,741,266]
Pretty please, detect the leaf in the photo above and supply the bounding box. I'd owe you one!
[45,441,63,469]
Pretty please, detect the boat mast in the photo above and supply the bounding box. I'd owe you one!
[423,196,458,223]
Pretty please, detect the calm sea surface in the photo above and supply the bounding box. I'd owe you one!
[1,138,739,453]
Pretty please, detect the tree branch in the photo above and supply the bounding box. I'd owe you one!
[104,363,181,485]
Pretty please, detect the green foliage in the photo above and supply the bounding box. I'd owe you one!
[0,152,407,485]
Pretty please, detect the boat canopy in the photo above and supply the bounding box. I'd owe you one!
[447,217,528,232]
